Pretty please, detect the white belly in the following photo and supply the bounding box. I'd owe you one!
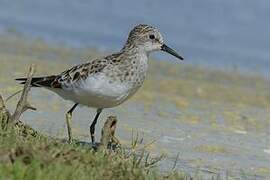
[51,74,140,108]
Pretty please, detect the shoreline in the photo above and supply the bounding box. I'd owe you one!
[1,34,270,179]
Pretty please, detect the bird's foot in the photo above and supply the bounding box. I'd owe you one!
[91,143,98,151]
[91,134,97,148]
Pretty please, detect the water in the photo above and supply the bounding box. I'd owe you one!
[0,0,269,75]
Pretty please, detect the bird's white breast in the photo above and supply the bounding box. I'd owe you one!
[52,52,148,108]
[54,73,138,108]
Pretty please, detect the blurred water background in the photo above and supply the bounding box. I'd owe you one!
[0,0,269,76]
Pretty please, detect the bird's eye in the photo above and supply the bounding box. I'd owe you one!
[149,34,155,39]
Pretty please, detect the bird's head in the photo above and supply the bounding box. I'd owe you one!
[125,24,184,60]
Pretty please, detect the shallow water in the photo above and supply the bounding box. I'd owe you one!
[0,0,270,76]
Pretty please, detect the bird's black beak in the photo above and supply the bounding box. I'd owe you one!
[161,44,184,60]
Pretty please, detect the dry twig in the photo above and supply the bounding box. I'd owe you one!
[11,64,36,123]
[0,94,11,129]
[98,116,120,151]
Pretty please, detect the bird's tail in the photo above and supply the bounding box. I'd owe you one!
[15,76,58,88]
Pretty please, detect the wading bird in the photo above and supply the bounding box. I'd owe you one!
[16,24,184,145]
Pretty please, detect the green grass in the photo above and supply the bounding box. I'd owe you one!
[0,128,185,180]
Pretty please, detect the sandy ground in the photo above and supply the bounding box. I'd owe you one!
[1,35,270,179]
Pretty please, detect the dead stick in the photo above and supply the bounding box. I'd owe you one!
[0,94,11,129]
[5,89,23,102]
[0,95,5,109]
[98,116,120,151]
[11,64,36,123]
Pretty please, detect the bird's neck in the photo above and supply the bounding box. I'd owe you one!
[121,44,149,61]
[112,45,149,86]
[121,49,148,69]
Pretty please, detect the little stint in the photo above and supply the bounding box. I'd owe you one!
[16,24,184,144]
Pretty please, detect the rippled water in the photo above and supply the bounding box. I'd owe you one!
[0,0,269,75]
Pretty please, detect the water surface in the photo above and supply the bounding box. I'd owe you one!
[0,0,269,75]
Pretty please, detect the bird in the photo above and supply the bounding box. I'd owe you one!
[16,24,184,145]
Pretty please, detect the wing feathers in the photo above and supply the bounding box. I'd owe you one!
[15,76,61,88]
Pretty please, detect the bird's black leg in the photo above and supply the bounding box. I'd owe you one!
[90,108,103,145]
[66,103,78,143]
